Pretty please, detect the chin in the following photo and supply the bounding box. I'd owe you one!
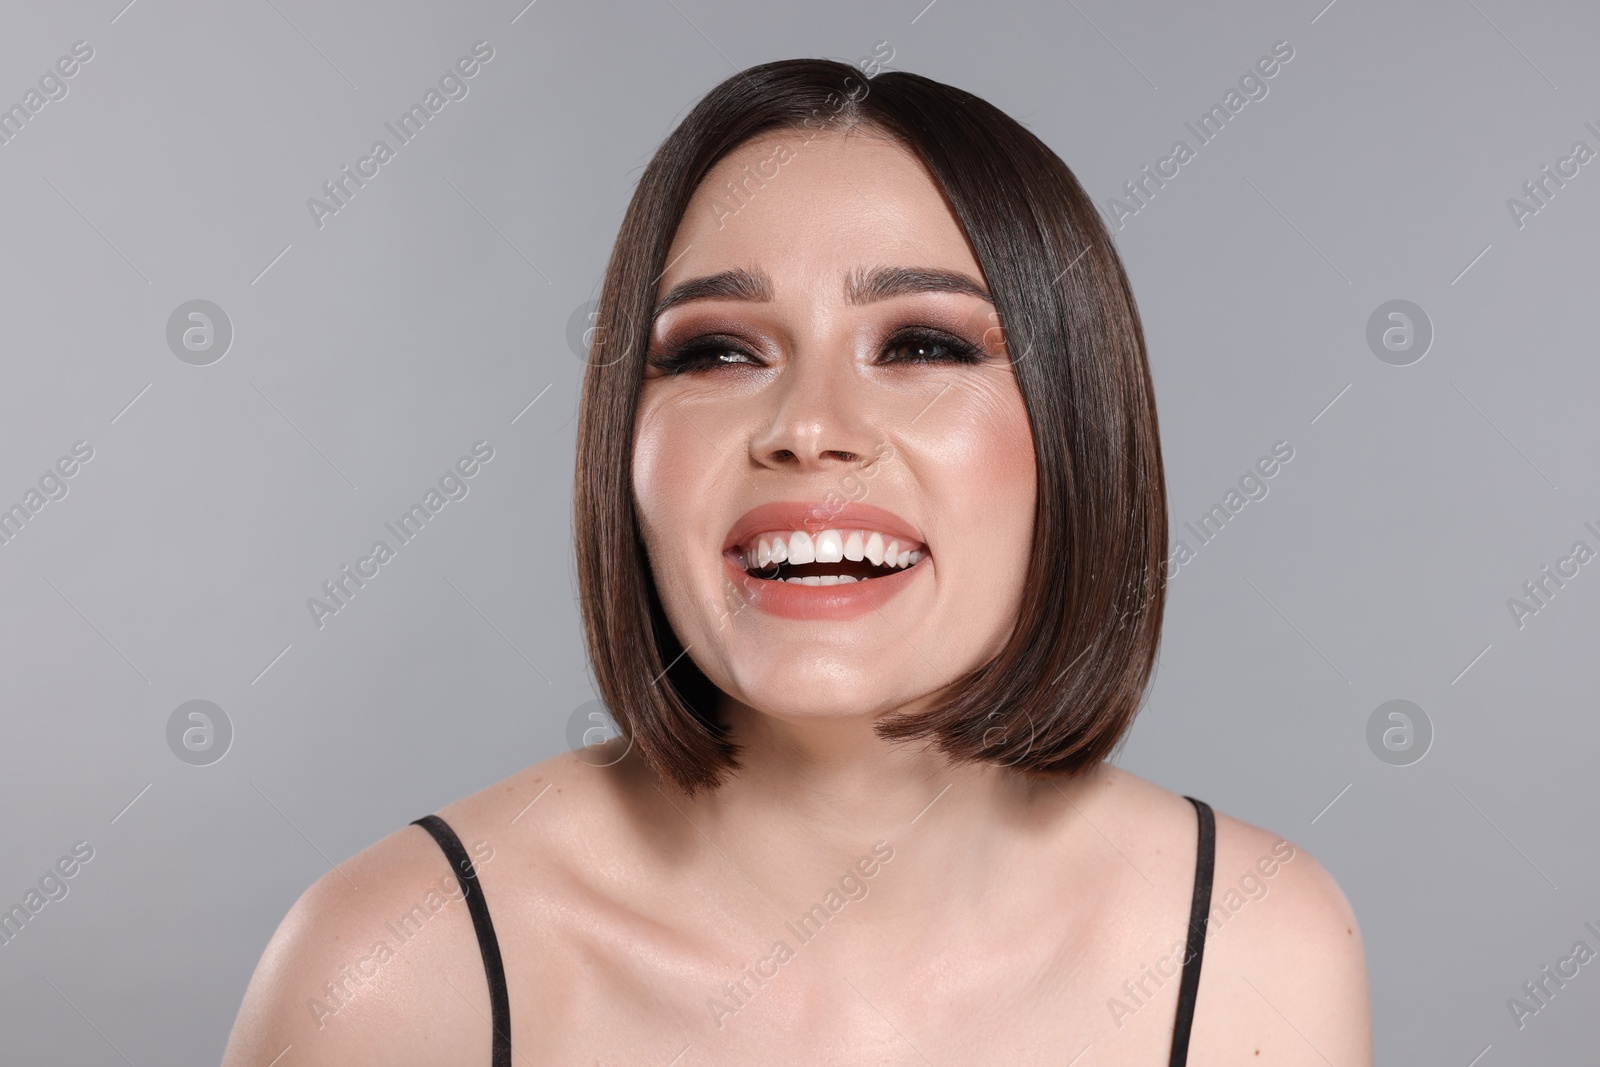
[722,655,918,722]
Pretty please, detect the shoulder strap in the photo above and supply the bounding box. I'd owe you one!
[1168,796,1215,1067]
[411,814,512,1067]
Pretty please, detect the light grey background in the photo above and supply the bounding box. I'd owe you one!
[1,0,1595,1062]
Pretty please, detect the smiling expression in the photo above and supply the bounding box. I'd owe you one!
[631,125,1038,724]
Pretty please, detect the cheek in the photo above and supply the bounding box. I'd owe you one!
[929,410,1032,679]
[982,390,1037,496]
[631,391,746,615]
[632,396,705,558]
[930,374,1036,536]
[978,398,1037,585]
[910,373,1036,648]
[630,398,670,521]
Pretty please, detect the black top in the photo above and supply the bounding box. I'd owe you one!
[410,815,513,1067]
[1170,795,1216,1065]
[412,795,1216,1066]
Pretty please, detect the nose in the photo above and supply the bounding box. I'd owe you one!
[747,346,878,472]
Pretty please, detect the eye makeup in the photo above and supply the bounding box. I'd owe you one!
[647,322,989,375]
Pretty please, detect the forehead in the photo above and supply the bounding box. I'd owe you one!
[660,127,986,299]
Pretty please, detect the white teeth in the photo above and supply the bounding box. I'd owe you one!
[740,527,927,575]
[783,575,860,585]
[814,529,844,564]
[864,531,885,566]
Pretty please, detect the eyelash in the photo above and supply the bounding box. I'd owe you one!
[649,327,984,374]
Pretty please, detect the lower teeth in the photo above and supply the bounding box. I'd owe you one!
[783,575,859,586]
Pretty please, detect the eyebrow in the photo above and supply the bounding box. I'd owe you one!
[651,264,992,320]
[845,265,992,305]
[652,267,773,319]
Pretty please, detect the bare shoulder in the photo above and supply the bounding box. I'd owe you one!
[1193,806,1371,1064]
[220,750,609,1067]
[434,738,651,856]
[1091,769,1373,1065]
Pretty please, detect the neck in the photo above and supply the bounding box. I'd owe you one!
[662,697,1095,920]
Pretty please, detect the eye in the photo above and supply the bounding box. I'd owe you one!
[879,327,984,365]
[648,336,763,374]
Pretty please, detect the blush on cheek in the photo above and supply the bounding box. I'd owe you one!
[631,398,701,544]
[631,414,681,596]
[946,376,1037,519]
[956,379,1037,651]
[847,378,1032,683]
[987,423,1037,487]
[992,401,1038,524]
[630,397,673,506]
[631,394,740,654]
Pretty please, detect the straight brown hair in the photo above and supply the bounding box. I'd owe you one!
[575,58,1166,795]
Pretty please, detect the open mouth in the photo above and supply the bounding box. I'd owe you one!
[733,528,927,586]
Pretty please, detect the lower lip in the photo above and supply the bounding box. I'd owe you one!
[720,551,926,621]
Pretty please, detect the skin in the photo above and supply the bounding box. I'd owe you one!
[222,127,1372,1066]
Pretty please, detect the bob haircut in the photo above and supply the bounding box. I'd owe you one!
[575,58,1166,796]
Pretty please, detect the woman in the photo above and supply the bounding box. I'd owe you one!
[223,59,1370,1065]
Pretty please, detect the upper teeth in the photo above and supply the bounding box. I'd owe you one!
[743,529,925,572]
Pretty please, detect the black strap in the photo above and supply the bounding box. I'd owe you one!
[411,815,512,1067]
[1168,796,1215,1066]
[413,804,1210,1065]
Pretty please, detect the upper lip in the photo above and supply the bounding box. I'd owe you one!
[723,501,926,554]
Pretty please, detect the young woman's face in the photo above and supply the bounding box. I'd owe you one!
[632,125,1037,725]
